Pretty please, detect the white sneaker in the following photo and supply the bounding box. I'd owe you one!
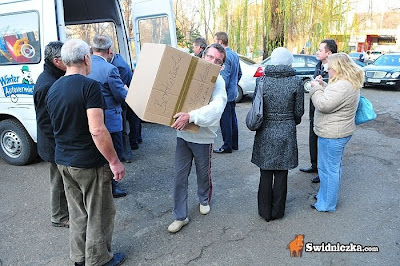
[199,204,210,215]
[167,218,189,233]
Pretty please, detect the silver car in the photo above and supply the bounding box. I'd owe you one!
[236,55,263,102]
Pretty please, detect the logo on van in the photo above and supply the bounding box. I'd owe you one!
[0,65,35,98]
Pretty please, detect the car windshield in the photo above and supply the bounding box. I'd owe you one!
[373,55,400,66]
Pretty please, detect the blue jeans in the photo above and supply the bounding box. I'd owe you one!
[315,136,351,212]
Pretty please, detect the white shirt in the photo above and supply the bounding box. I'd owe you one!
[177,75,227,144]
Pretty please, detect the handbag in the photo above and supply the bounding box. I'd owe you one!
[355,96,377,125]
[246,77,263,131]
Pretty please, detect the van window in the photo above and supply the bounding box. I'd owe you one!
[65,22,119,53]
[138,16,171,47]
[0,11,41,65]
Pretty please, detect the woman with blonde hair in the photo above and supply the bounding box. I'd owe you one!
[310,52,364,212]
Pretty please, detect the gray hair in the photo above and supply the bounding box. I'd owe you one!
[193,37,207,50]
[61,39,90,66]
[44,41,63,65]
[92,35,112,51]
[270,47,294,66]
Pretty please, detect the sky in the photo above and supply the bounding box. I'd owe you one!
[355,0,400,12]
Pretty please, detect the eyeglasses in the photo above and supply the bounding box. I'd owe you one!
[205,54,224,66]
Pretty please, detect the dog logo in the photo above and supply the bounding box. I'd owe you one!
[287,234,305,257]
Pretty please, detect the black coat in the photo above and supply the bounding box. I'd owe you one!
[33,63,65,162]
[309,61,330,119]
[251,65,304,170]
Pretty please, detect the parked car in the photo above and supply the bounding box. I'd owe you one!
[236,55,263,102]
[353,59,366,67]
[261,54,319,92]
[363,53,400,90]
[368,50,383,61]
[349,52,363,61]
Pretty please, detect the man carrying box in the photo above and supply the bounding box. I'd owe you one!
[167,43,227,233]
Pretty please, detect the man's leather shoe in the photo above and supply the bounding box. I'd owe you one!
[113,188,127,198]
[103,252,125,266]
[300,166,318,173]
[311,175,320,183]
[213,147,232,154]
[75,262,85,266]
[52,220,69,228]
[131,143,139,150]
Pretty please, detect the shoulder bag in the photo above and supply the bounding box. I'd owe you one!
[355,96,377,125]
[246,77,264,131]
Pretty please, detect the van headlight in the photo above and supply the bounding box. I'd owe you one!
[391,72,400,78]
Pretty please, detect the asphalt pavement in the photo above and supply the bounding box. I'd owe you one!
[0,87,399,265]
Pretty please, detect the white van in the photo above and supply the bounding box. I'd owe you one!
[0,0,176,165]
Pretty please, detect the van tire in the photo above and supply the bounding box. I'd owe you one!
[0,119,37,165]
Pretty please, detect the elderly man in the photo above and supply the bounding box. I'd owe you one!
[46,39,125,266]
[109,51,142,153]
[168,43,227,233]
[34,41,68,228]
[213,32,242,154]
[88,35,128,198]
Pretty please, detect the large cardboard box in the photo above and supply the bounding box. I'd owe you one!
[126,43,221,131]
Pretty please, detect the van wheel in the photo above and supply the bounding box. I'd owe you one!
[0,119,37,165]
[303,79,312,93]
[236,86,244,103]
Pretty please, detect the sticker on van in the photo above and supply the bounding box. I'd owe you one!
[0,65,35,101]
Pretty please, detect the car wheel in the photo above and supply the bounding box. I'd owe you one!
[0,119,37,165]
[303,79,312,93]
[236,85,244,103]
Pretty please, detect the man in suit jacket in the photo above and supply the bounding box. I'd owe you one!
[110,52,143,153]
[213,32,242,154]
[88,35,128,198]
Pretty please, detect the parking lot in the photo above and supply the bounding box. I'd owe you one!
[0,87,399,265]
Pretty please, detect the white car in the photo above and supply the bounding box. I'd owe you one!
[236,55,263,102]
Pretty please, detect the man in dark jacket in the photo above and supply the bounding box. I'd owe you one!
[33,41,69,228]
[193,37,207,58]
[300,39,337,183]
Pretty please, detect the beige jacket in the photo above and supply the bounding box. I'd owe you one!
[310,79,360,139]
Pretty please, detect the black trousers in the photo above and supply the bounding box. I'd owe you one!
[309,119,318,169]
[258,169,288,221]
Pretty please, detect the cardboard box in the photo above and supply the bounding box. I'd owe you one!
[126,43,221,132]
